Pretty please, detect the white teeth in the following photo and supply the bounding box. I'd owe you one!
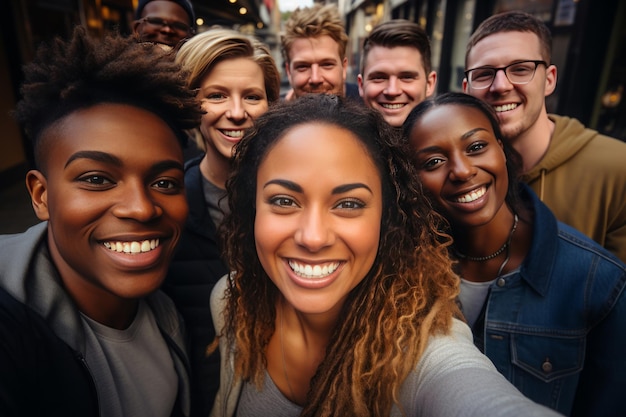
[455,187,486,203]
[288,260,340,278]
[221,130,244,138]
[493,103,517,112]
[103,239,160,254]
[381,103,404,110]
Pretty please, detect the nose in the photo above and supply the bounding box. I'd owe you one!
[112,181,162,222]
[226,99,247,121]
[448,154,477,182]
[309,64,323,85]
[294,207,334,252]
[384,76,401,96]
[489,68,513,93]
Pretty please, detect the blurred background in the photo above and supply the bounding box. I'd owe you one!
[2,0,625,233]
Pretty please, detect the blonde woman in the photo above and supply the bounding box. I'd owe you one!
[164,28,280,416]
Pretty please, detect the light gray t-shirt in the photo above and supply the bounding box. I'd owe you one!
[81,300,178,417]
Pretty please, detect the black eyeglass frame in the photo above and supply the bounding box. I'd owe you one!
[464,60,548,90]
[140,16,194,35]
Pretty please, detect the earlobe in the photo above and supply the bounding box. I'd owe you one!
[26,170,50,221]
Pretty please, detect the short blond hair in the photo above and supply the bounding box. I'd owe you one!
[281,4,348,64]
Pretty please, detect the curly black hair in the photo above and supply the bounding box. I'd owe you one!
[13,26,203,170]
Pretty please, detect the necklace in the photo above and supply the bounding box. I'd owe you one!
[454,214,519,262]
[280,301,297,402]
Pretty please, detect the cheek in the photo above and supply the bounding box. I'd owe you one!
[248,103,268,119]
[163,194,188,225]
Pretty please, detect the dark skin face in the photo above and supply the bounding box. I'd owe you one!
[27,103,188,329]
[132,0,192,48]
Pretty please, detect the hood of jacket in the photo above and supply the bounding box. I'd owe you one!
[522,115,597,183]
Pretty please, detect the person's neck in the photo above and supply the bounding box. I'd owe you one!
[199,149,230,189]
[452,208,516,260]
[510,111,555,173]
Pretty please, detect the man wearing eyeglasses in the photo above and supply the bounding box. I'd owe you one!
[464,10,626,263]
[133,0,196,48]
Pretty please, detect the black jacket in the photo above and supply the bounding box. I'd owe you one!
[0,223,191,417]
[164,156,229,417]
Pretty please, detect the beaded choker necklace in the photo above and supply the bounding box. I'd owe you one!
[454,214,518,262]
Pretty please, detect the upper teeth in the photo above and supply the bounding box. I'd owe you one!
[103,239,159,254]
[381,103,404,110]
[493,103,517,112]
[455,187,486,203]
[288,260,340,278]
[222,130,244,138]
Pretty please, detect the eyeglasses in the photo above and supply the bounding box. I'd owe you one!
[140,16,193,35]
[464,60,548,90]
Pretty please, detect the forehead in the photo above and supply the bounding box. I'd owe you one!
[364,45,425,73]
[467,31,543,67]
[288,35,342,62]
[411,104,493,143]
[201,57,264,84]
[141,0,189,23]
[259,122,380,182]
[40,103,182,167]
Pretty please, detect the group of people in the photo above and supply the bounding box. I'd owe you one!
[0,0,624,416]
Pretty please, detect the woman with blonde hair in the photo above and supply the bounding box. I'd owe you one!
[210,95,559,416]
[164,28,280,416]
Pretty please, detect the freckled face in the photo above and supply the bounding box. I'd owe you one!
[29,103,187,313]
[408,104,509,227]
[198,57,268,161]
[358,45,436,127]
[254,123,382,316]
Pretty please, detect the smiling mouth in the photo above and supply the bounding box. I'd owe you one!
[380,103,405,110]
[220,129,245,138]
[288,260,341,278]
[454,186,486,203]
[103,239,160,254]
[493,103,518,112]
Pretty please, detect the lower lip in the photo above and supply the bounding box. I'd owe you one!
[284,260,343,290]
[101,243,165,269]
[219,131,244,144]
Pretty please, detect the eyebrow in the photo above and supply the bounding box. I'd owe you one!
[263,179,372,194]
[65,150,122,168]
[65,150,184,173]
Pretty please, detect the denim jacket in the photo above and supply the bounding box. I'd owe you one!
[470,186,626,417]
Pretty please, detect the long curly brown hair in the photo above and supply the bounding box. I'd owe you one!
[219,95,461,416]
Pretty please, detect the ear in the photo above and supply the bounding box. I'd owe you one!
[544,64,557,97]
[426,70,437,98]
[342,57,348,83]
[132,20,142,36]
[357,74,364,97]
[462,77,468,92]
[26,170,50,221]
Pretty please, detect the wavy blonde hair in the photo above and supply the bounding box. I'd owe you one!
[219,95,461,416]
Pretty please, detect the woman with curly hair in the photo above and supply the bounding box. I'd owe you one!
[404,92,626,416]
[209,94,559,416]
